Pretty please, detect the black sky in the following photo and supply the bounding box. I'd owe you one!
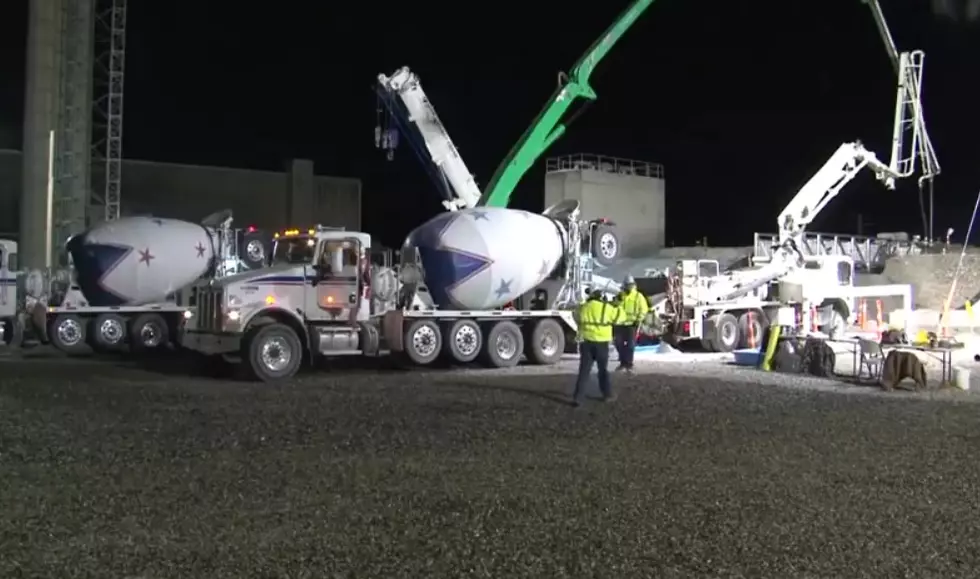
[1,0,979,249]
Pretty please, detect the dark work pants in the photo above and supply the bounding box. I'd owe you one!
[614,324,638,368]
[574,341,611,402]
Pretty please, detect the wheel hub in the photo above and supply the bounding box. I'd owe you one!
[261,337,292,371]
[599,233,617,259]
[721,323,736,345]
[140,323,162,347]
[100,319,124,343]
[412,325,437,357]
[247,240,265,262]
[58,319,82,346]
[496,332,518,360]
[539,330,558,357]
[454,325,478,356]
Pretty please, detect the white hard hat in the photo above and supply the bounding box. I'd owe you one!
[623,275,635,285]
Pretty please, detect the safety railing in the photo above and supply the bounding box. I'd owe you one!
[546,154,665,179]
[752,232,924,273]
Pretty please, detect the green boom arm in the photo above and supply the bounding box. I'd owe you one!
[478,0,658,208]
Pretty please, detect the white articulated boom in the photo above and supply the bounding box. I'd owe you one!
[749,1,940,268]
[777,141,896,248]
[702,142,899,304]
[376,67,482,211]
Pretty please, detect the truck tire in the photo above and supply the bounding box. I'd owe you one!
[479,321,524,368]
[403,319,442,365]
[49,313,87,354]
[822,309,847,340]
[2,316,23,347]
[239,229,270,270]
[710,313,739,353]
[244,322,303,382]
[442,319,482,363]
[590,223,620,267]
[130,313,169,353]
[737,311,765,349]
[92,313,127,350]
[525,318,565,365]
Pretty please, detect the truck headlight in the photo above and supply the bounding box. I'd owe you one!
[227,310,240,321]
[183,310,193,319]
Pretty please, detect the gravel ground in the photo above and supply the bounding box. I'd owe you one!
[3,353,980,578]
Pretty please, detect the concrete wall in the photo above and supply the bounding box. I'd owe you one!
[20,0,63,268]
[0,150,361,238]
[544,155,666,257]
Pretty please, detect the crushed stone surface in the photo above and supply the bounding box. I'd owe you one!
[2,354,980,578]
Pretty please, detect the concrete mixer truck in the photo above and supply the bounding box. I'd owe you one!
[181,200,616,381]
[0,239,22,348]
[3,210,270,355]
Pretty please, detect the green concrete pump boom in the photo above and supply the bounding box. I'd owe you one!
[478,0,658,208]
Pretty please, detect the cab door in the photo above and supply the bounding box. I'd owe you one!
[308,238,362,324]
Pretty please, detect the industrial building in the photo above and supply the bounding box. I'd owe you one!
[544,154,666,256]
[0,149,361,242]
[11,0,360,267]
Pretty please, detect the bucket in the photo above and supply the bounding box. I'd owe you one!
[733,348,762,366]
[954,367,971,391]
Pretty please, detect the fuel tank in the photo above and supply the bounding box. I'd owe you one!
[403,207,565,310]
[67,216,216,306]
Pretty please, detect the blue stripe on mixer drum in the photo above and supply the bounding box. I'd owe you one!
[417,246,493,308]
[67,239,133,307]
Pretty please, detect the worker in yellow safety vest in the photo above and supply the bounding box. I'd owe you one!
[613,275,650,374]
[572,289,625,407]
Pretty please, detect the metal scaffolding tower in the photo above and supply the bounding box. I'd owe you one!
[91,0,127,222]
[53,0,94,252]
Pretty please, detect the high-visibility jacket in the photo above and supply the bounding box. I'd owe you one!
[616,288,650,325]
[577,298,623,342]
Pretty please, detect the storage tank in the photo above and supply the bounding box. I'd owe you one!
[67,216,217,306]
[403,207,565,310]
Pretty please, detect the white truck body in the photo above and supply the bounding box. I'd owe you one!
[181,212,606,381]
[2,211,269,354]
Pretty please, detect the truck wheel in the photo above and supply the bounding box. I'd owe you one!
[2,316,23,347]
[403,320,442,365]
[442,319,482,363]
[737,311,765,349]
[238,228,270,270]
[92,313,127,349]
[822,309,846,340]
[245,322,303,382]
[590,223,620,267]
[49,313,87,354]
[711,313,739,353]
[130,313,169,353]
[526,318,565,365]
[479,321,524,368]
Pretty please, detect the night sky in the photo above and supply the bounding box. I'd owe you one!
[1,0,979,249]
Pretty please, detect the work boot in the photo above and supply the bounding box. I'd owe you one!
[614,364,627,373]
[625,366,635,376]
[602,393,617,403]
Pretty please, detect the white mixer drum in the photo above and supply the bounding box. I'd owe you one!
[67,216,216,307]
[403,207,565,310]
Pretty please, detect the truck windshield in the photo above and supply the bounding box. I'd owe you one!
[272,237,316,265]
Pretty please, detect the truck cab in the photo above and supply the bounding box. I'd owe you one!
[182,226,378,379]
[0,239,20,345]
